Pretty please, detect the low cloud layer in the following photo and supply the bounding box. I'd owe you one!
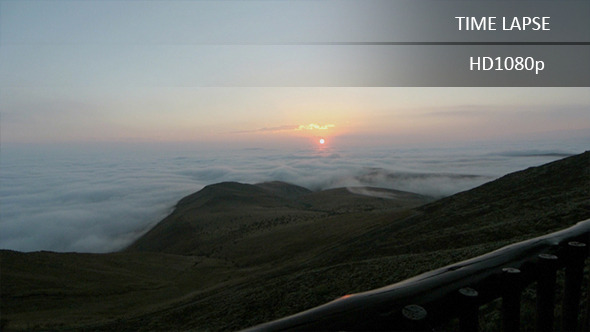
[0,141,583,253]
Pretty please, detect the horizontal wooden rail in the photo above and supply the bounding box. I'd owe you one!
[244,218,590,331]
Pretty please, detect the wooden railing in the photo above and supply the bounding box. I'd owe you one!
[245,218,590,331]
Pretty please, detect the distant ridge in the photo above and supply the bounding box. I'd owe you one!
[254,181,312,200]
[175,181,297,210]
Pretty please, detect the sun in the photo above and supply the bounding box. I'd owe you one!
[319,138,325,145]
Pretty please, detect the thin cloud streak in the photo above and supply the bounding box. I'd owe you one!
[231,123,336,135]
[296,123,335,130]
[231,125,297,134]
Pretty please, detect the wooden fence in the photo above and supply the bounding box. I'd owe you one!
[245,218,590,331]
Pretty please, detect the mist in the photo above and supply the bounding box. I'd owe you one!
[0,138,586,253]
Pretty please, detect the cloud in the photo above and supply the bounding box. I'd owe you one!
[0,146,197,253]
[296,123,335,130]
[0,140,584,253]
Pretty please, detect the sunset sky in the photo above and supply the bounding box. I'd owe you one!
[1,1,589,148]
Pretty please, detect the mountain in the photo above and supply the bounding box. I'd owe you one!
[1,152,588,331]
[125,181,431,261]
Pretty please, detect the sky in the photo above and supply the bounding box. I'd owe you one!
[2,86,589,147]
[1,0,589,148]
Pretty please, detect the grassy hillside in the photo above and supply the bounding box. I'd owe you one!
[1,152,588,331]
[125,181,431,266]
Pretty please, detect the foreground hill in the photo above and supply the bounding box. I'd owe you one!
[1,152,588,331]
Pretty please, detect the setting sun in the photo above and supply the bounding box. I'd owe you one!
[319,138,325,144]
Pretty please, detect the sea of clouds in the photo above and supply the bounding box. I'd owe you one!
[0,138,586,253]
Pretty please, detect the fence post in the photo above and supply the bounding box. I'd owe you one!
[502,267,522,332]
[401,304,428,331]
[536,253,559,332]
[587,268,590,332]
[458,287,479,332]
[562,241,587,331]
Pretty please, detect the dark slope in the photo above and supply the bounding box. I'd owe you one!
[0,251,205,330]
[254,181,313,200]
[420,149,588,220]
[319,151,590,263]
[126,181,431,257]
